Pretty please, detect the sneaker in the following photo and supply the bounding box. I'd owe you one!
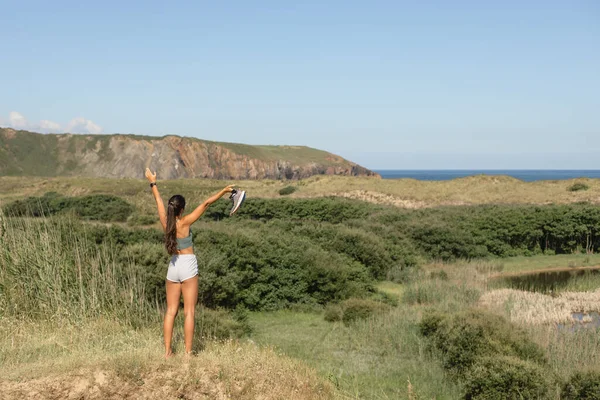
[229,189,246,216]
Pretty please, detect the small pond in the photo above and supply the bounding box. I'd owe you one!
[494,268,600,329]
[498,268,600,294]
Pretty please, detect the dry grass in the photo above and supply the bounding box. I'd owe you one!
[2,175,600,210]
[0,318,334,400]
[479,288,600,325]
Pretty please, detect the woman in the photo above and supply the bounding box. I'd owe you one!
[145,168,241,358]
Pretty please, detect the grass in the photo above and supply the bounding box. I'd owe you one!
[0,318,333,400]
[1,175,600,211]
[3,217,600,398]
[561,272,600,292]
[0,211,334,399]
[249,310,464,400]
[479,288,600,325]
[375,281,404,300]
[248,260,600,398]
[499,254,600,274]
[3,182,600,398]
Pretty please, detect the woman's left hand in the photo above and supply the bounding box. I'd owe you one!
[222,184,235,193]
[145,168,157,183]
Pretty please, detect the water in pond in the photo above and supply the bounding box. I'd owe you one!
[558,312,600,331]
[499,269,600,294]
[497,268,600,329]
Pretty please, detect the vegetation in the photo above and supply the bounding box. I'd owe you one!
[463,356,551,400]
[3,192,133,222]
[279,185,298,196]
[1,174,599,211]
[562,370,600,400]
[418,310,547,375]
[569,182,590,192]
[3,179,600,398]
[323,298,390,324]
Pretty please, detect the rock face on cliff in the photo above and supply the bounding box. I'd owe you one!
[0,128,379,180]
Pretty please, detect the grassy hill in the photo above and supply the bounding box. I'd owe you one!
[0,128,378,180]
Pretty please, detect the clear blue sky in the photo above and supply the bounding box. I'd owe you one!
[1,1,598,169]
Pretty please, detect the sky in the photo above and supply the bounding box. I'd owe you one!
[1,1,599,169]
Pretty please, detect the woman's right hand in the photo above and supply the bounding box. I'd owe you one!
[145,168,157,183]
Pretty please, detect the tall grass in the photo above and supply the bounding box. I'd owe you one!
[0,210,334,399]
[0,212,155,325]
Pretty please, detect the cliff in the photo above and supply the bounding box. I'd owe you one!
[0,128,379,180]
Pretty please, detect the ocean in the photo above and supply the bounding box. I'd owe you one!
[375,170,600,182]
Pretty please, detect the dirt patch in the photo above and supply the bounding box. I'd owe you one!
[1,367,235,400]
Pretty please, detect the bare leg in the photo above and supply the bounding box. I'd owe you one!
[164,280,182,358]
[181,275,199,354]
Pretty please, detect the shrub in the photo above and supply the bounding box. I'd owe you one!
[128,213,157,226]
[194,226,374,310]
[3,192,133,222]
[71,194,133,222]
[323,304,343,322]
[568,183,589,192]
[418,310,546,375]
[194,307,252,343]
[464,356,551,400]
[279,186,297,196]
[324,298,389,324]
[418,311,444,337]
[202,197,376,224]
[562,370,600,400]
[340,298,389,325]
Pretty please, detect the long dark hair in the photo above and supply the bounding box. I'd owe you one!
[165,195,186,255]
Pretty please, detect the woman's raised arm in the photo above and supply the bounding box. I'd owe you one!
[145,168,167,231]
[181,185,234,226]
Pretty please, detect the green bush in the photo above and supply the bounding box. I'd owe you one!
[194,307,252,342]
[128,213,157,226]
[569,183,590,192]
[279,186,297,196]
[562,370,600,400]
[341,298,389,325]
[3,192,133,222]
[418,310,546,375]
[202,197,376,224]
[194,225,374,310]
[324,298,390,324]
[323,304,343,322]
[464,356,551,400]
[418,311,445,337]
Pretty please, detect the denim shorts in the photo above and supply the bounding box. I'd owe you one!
[166,254,198,283]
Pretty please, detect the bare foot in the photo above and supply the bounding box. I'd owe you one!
[165,350,174,359]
